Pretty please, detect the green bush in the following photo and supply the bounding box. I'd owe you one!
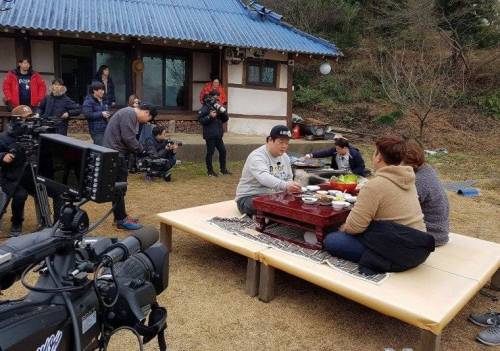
[478,91,500,119]
[375,110,404,125]
[317,76,352,103]
[294,86,324,108]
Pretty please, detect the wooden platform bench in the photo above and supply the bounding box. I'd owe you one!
[157,201,500,351]
[156,200,268,296]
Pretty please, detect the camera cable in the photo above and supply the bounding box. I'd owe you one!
[46,256,83,351]
[94,259,120,308]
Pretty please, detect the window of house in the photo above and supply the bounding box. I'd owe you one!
[96,50,129,106]
[246,60,277,87]
[58,44,130,105]
[143,54,188,109]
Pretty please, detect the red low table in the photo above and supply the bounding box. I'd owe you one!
[252,191,350,250]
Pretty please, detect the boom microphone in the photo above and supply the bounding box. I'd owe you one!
[101,226,158,265]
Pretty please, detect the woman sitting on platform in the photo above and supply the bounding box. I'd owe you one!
[403,139,449,247]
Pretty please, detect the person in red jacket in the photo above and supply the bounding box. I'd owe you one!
[2,58,46,110]
[199,77,227,106]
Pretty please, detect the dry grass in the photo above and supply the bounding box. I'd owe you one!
[0,147,499,351]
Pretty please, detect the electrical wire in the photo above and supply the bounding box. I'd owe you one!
[94,260,120,308]
[46,257,82,351]
[21,262,92,293]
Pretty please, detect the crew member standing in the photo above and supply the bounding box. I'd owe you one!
[103,102,157,230]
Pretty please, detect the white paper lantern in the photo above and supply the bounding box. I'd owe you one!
[319,62,332,75]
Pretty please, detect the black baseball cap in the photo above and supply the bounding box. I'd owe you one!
[269,125,291,139]
[138,102,158,119]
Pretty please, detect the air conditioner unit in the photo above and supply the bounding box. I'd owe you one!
[225,48,244,63]
[245,48,266,59]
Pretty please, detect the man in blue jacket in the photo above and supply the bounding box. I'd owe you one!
[305,138,366,176]
[82,81,111,145]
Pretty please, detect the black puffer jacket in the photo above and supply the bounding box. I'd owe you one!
[358,220,435,274]
[197,105,229,140]
[0,130,28,195]
[37,86,81,135]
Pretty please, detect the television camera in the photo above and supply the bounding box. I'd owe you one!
[0,134,169,351]
[203,93,226,114]
[0,116,58,227]
[8,115,57,161]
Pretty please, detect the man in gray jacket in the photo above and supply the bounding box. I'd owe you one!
[104,102,157,230]
[235,125,302,216]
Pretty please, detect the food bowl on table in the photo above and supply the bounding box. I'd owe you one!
[332,200,350,211]
[345,196,357,204]
[301,196,318,204]
[306,185,320,192]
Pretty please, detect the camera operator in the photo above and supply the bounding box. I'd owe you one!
[37,78,81,136]
[142,125,178,182]
[103,102,157,231]
[198,91,231,177]
[0,106,34,236]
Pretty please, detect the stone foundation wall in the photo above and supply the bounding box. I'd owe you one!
[67,119,202,135]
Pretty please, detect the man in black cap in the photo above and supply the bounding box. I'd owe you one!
[235,125,302,216]
[103,102,157,230]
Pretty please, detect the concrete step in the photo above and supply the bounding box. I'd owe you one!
[69,132,335,162]
[171,133,335,162]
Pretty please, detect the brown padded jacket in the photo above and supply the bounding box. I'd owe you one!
[343,165,426,234]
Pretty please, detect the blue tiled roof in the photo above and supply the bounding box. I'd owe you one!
[0,0,340,56]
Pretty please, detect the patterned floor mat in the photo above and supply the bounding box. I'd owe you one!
[208,217,388,284]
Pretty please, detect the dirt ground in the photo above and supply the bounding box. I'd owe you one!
[1,143,499,351]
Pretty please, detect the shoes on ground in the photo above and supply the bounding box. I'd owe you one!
[221,169,232,175]
[469,311,500,327]
[477,324,500,346]
[208,171,219,177]
[9,223,22,237]
[113,215,139,224]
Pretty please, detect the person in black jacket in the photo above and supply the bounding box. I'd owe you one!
[0,106,34,236]
[95,65,116,107]
[305,138,366,176]
[198,92,230,177]
[142,126,178,181]
[37,79,81,135]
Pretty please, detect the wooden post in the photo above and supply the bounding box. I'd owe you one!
[258,263,275,302]
[491,268,500,290]
[159,222,172,252]
[245,258,259,297]
[131,40,143,98]
[286,53,293,129]
[418,329,441,351]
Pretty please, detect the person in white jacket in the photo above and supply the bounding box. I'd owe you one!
[235,125,302,216]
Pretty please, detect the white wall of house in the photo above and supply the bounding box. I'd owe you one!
[192,52,212,111]
[226,51,290,135]
[228,63,243,84]
[31,40,54,95]
[229,117,286,135]
[0,37,16,106]
[228,87,287,116]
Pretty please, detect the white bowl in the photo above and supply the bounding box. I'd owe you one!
[306,185,320,191]
[345,196,357,203]
[332,201,350,210]
[302,196,318,204]
[316,190,328,195]
[328,190,343,196]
